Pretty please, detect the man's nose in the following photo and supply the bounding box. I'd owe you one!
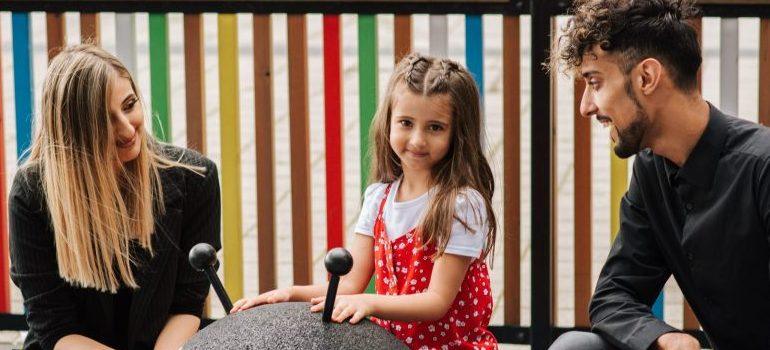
[579,85,597,119]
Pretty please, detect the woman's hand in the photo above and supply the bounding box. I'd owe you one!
[230,287,292,313]
[309,294,376,324]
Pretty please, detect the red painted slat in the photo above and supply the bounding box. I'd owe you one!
[323,15,344,251]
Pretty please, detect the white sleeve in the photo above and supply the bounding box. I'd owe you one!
[444,189,490,259]
[353,183,388,237]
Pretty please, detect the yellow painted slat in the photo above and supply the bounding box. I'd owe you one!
[610,150,627,241]
[218,14,243,301]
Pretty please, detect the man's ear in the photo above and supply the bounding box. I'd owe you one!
[636,58,664,96]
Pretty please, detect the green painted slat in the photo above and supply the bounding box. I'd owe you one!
[358,14,377,194]
[358,14,378,294]
[149,13,171,142]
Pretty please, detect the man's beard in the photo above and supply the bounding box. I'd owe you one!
[613,108,647,158]
[613,79,649,158]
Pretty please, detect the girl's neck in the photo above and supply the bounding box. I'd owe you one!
[397,169,432,202]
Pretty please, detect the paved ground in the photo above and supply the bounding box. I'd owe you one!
[1,12,760,349]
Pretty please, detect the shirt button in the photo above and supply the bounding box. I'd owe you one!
[685,202,693,211]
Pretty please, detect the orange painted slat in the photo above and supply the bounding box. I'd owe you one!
[287,14,312,285]
[46,13,65,61]
[573,78,592,328]
[254,14,277,293]
[502,14,521,325]
[80,12,100,45]
[184,14,205,153]
[394,14,411,64]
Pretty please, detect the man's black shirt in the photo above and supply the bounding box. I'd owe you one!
[590,104,770,350]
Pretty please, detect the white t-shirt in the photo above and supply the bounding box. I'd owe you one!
[354,178,489,258]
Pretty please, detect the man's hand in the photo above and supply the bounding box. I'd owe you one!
[655,332,700,350]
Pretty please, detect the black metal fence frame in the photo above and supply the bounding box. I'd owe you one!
[0,1,767,348]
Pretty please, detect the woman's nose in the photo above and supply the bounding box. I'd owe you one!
[114,114,135,139]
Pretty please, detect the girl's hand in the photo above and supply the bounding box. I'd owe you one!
[230,287,292,313]
[309,294,375,324]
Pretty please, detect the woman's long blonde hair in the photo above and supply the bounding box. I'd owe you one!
[368,53,497,261]
[25,44,188,292]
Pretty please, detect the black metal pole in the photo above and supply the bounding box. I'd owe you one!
[530,0,554,349]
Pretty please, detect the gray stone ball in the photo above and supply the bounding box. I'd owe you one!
[184,302,408,349]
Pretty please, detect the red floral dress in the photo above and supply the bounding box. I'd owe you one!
[370,184,498,349]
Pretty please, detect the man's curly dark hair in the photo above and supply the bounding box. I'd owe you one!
[552,0,702,91]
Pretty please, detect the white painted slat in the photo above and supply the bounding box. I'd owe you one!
[720,18,739,116]
[429,15,447,56]
[115,13,137,76]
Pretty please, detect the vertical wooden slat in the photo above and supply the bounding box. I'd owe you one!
[254,14,276,294]
[358,15,377,194]
[466,15,484,96]
[115,14,137,75]
[80,12,100,45]
[549,18,559,323]
[720,18,739,116]
[184,14,205,153]
[324,15,344,251]
[393,14,411,64]
[46,13,66,60]
[150,13,171,142]
[502,14,520,326]
[683,17,703,330]
[573,78,591,328]
[759,19,770,126]
[429,15,448,56]
[288,14,312,285]
[12,12,33,161]
[218,14,244,300]
[0,20,10,313]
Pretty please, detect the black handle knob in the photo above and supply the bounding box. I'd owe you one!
[188,243,233,313]
[324,247,353,276]
[323,248,353,322]
[189,242,217,271]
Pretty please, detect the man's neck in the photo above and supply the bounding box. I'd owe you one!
[645,93,710,167]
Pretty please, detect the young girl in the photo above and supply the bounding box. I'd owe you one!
[232,53,498,349]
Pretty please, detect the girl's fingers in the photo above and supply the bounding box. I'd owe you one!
[349,310,365,324]
[309,302,324,313]
[230,299,246,313]
[334,305,355,323]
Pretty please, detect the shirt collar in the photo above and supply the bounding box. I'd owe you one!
[675,102,729,190]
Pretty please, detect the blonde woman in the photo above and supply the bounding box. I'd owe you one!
[9,44,220,350]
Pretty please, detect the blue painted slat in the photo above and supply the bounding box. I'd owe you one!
[652,293,664,319]
[12,13,33,161]
[465,15,484,97]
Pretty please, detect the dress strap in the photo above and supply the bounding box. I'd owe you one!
[376,183,393,218]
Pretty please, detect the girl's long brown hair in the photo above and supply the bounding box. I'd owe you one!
[368,53,497,261]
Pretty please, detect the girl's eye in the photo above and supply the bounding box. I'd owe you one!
[399,120,412,127]
[429,124,444,132]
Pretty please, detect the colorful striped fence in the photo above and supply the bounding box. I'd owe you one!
[1,1,770,348]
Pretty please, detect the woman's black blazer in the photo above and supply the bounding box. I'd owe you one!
[9,145,221,350]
